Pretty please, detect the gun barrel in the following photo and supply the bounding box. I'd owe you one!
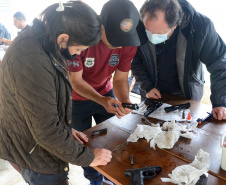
[164,102,190,113]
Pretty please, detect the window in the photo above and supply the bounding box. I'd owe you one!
[0,0,10,30]
[3,0,226,105]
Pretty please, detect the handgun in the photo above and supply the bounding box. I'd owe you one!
[196,112,213,125]
[125,166,162,185]
[122,103,139,110]
[144,99,163,117]
[92,128,107,135]
[164,102,191,113]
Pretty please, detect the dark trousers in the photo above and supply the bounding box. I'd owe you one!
[72,89,115,132]
[9,162,68,185]
[72,89,115,183]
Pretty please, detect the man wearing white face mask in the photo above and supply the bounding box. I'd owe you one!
[131,0,226,120]
[145,28,172,45]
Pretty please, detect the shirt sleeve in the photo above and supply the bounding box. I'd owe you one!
[67,52,84,72]
[3,24,11,40]
[118,46,137,72]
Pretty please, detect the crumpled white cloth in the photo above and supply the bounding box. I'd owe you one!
[151,121,180,149]
[161,149,210,185]
[132,101,190,121]
[151,121,197,149]
[180,131,193,139]
[127,124,162,142]
[151,129,180,149]
[128,121,197,149]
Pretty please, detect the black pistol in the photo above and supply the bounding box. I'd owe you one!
[122,103,139,110]
[164,102,191,113]
[125,166,162,185]
[91,128,107,135]
[144,99,163,117]
[197,112,213,125]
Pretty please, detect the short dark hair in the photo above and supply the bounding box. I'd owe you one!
[32,1,101,63]
[140,0,183,28]
[13,12,26,21]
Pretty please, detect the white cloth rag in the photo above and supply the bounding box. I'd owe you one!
[127,124,162,142]
[128,121,197,149]
[161,149,210,185]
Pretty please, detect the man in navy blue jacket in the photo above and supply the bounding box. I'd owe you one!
[131,0,226,120]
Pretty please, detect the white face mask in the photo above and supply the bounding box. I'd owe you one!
[145,29,170,45]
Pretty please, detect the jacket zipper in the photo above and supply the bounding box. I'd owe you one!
[29,143,38,154]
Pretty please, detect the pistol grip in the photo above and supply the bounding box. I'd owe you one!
[125,171,144,185]
[132,173,144,185]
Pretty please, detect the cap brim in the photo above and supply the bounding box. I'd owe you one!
[106,29,140,47]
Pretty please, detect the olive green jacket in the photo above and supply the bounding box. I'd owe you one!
[0,28,94,174]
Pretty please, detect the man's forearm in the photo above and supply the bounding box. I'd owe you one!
[113,79,130,103]
[71,79,104,105]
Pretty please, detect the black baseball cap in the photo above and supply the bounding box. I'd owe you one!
[100,0,140,47]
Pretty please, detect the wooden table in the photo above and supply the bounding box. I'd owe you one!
[84,95,226,185]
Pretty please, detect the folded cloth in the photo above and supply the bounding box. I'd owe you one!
[132,101,190,121]
[161,149,210,185]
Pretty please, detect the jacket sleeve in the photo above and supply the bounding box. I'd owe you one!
[10,53,94,166]
[131,48,155,95]
[199,18,226,108]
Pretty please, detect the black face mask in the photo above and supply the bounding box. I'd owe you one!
[60,48,77,60]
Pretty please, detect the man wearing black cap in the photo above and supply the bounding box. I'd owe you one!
[68,0,140,184]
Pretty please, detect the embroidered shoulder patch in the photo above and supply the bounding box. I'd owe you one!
[84,58,95,68]
[109,54,119,66]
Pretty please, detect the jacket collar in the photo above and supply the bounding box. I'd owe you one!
[50,55,72,89]
[179,0,196,38]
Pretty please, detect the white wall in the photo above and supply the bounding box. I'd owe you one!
[0,0,225,86]
[1,0,225,41]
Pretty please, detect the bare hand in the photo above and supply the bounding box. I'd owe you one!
[0,60,2,64]
[115,99,132,118]
[100,96,125,118]
[1,38,8,45]
[212,107,226,120]
[89,148,112,167]
[71,129,88,144]
[146,88,161,99]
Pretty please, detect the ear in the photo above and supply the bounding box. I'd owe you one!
[57,34,69,48]
[100,25,106,41]
[173,25,177,30]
